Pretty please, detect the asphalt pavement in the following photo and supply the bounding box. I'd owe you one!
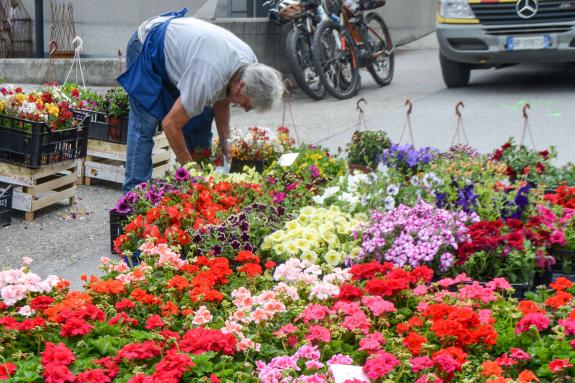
[2,32,575,289]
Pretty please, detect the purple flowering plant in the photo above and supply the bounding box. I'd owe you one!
[356,200,478,273]
[428,154,535,221]
[188,203,289,259]
[112,166,208,216]
[379,144,438,176]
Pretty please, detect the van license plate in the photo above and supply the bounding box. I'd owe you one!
[507,36,550,51]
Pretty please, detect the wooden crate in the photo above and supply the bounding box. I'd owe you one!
[0,159,78,221]
[77,133,174,185]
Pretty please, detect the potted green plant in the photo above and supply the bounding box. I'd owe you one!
[104,87,129,141]
[345,130,391,171]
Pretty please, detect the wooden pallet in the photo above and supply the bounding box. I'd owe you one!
[0,160,78,221]
[77,133,174,185]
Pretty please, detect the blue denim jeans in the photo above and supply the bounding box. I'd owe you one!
[122,32,214,193]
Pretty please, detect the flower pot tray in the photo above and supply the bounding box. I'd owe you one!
[0,112,89,168]
[0,160,78,221]
[76,133,174,186]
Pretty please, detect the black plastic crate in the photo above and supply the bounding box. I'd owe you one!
[85,110,129,144]
[75,109,162,145]
[110,210,129,254]
[0,111,89,168]
[0,184,12,227]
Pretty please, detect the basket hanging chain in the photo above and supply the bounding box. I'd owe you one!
[356,98,367,131]
[281,79,300,146]
[451,101,469,146]
[118,48,124,74]
[399,99,415,145]
[520,103,537,149]
[63,36,86,90]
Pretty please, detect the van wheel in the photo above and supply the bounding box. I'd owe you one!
[440,53,471,88]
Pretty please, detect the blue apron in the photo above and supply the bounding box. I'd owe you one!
[117,8,214,131]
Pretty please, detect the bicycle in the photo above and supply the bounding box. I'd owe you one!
[268,0,328,100]
[311,0,394,99]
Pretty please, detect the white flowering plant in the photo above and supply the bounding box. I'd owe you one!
[261,206,366,268]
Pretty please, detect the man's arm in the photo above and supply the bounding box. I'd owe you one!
[162,97,192,165]
[213,99,232,161]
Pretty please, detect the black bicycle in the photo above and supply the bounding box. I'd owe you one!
[268,0,327,100]
[312,0,394,99]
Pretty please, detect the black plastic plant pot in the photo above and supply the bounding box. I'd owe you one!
[230,159,265,174]
[109,210,129,254]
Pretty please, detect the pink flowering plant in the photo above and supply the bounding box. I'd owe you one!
[356,200,478,273]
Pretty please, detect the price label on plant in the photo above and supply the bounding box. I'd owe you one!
[330,365,370,383]
[278,152,299,167]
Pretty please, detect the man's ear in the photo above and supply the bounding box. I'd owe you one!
[237,80,247,94]
[229,79,246,98]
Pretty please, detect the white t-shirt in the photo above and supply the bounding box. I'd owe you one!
[138,16,257,118]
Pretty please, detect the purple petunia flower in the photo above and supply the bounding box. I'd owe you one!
[272,192,286,204]
[175,166,190,182]
[309,164,320,178]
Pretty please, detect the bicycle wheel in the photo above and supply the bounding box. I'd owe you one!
[365,12,394,87]
[312,19,360,100]
[286,27,326,100]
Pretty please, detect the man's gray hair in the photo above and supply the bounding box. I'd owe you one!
[242,63,284,111]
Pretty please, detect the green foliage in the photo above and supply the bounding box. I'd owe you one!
[346,130,391,169]
[104,87,130,118]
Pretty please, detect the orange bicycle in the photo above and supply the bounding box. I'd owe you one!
[312,0,394,99]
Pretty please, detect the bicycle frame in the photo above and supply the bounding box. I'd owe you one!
[334,7,391,67]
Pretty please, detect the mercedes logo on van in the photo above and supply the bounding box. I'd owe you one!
[516,0,539,19]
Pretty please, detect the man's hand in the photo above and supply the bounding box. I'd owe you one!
[218,141,232,164]
[162,98,192,165]
[213,99,232,164]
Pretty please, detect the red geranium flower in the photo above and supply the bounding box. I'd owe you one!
[0,362,16,380]
[549,358,573,373]
[145,314,165,330]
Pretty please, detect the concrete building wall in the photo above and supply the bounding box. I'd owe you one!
[1,0,435,84]
[18,0,434,58]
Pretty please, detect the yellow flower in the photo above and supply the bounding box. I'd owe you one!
[349,247,362,259]
[268,230,286,243]
[286,220,299,231]
[321,231,337,245]
[273,243,287,255]
[285,241,300,256]
[303,229,320,243]
[324,250,342,266]
[261,238,273,251]
[14,93,25,104]
[301,250,319,264]
[299,206,316,217]
[45,103,59,117]
[296,238,309,250]
[298,215,310,226]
